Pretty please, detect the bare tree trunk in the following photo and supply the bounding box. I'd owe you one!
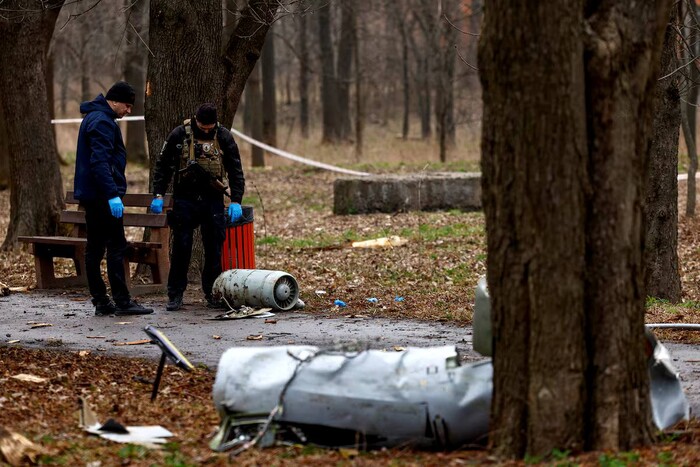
[435,0,458,162]
[337,0,355,141]
[683,109,698,216]
[399,15,410,140]
[0,109,8,191]
[79,18,91,103]
[684,1,700,216]
[298,8,310,139]
[0,0,65,249]
[318,1,340,143]
[124,0,148,165]
[645,5,682,302]
[354,1,363,160]
[262,26,277,149]
[417,56,431,139]
[248,62,265,167]
[480,0,668,457]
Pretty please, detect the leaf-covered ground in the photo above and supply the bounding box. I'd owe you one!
[2,165,700,465]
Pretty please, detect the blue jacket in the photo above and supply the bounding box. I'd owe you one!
[73,94,127,201]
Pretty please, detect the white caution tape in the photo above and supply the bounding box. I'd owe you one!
[51,116,370,177]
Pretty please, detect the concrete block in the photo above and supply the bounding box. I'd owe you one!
[333,172,482,214]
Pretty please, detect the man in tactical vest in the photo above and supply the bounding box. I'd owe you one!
[150,103,245,311]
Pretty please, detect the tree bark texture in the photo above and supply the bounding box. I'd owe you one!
[645,6,682,302]
[318,1,340,143]
[435,0,458,161]
[0,0,65,249]
[262,27,278,148]
[336,0,355,141]
[247,62,265,167]
[684,1,700,216]
[479,0,669,457]
[124,0,149,165]
[0,108,9,190]
[298,8,310,139]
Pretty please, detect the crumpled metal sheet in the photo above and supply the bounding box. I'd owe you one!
[212,346,492,451]
[646,330,690,430]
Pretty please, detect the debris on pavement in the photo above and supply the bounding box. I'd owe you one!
[208,306,274,320]
[333,299,347,307]
[27,322,52,329]
[113,339,151,346]
[142,326,195,401]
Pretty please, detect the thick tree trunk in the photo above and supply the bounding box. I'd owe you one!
[645,7,682,302]
[318,1,340,143]
[124,0,148,165]
[0,0,65,249]
[479,0,668,457]
[262,27,277,148]
[247,62,265,167]
[147,0,224,278]
[298,8,310,139]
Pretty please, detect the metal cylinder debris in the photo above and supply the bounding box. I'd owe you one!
[212,269,300,311]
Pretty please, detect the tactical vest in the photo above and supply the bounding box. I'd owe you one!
[181,119,224,181]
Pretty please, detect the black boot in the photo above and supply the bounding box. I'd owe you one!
[166,295,183,311]
[93,297,117,316]
[115,300,154,316]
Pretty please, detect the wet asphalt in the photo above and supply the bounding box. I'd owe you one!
[1,289,699,418]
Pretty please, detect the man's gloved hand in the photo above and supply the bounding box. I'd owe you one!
[150,197,163,214]
[108,197,124,218]
[228,203,242,222]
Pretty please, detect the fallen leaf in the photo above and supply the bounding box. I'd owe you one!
[113,339,151,346]
[86,336,105,339]
[212,335,221,340]
[264,319,277,324]
[392,346,406,352]
[339,447,359,459]
[78,351,90,357]
[0,426,44,465]
[7,340,19,344]
[115,322,132,325]
[8,286,28,293]
[246,334,263,341]
[29,323,52,329]
[11,374,47,383]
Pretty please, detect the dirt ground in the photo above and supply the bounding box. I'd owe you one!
[2,164,700,465]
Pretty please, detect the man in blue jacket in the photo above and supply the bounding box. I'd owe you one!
[74,81,153,316]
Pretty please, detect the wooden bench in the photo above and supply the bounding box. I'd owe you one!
[18,192,173,295]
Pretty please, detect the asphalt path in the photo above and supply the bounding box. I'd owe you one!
[2,289,699,419]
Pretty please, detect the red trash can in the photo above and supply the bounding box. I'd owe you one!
[221,205,255,270]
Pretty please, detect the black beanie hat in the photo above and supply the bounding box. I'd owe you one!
[105,81,136,105]
[195,103,217,125]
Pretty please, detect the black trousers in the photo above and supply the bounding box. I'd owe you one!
[82,199,130,305]
[167,197,226,299]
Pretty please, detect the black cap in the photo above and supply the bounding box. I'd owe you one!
[195,103,217,125]
[105,81,136,105]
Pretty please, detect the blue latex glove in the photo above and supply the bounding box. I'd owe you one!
[150,197,163,214]
[108,197,123,218]
[228,203,242,222]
